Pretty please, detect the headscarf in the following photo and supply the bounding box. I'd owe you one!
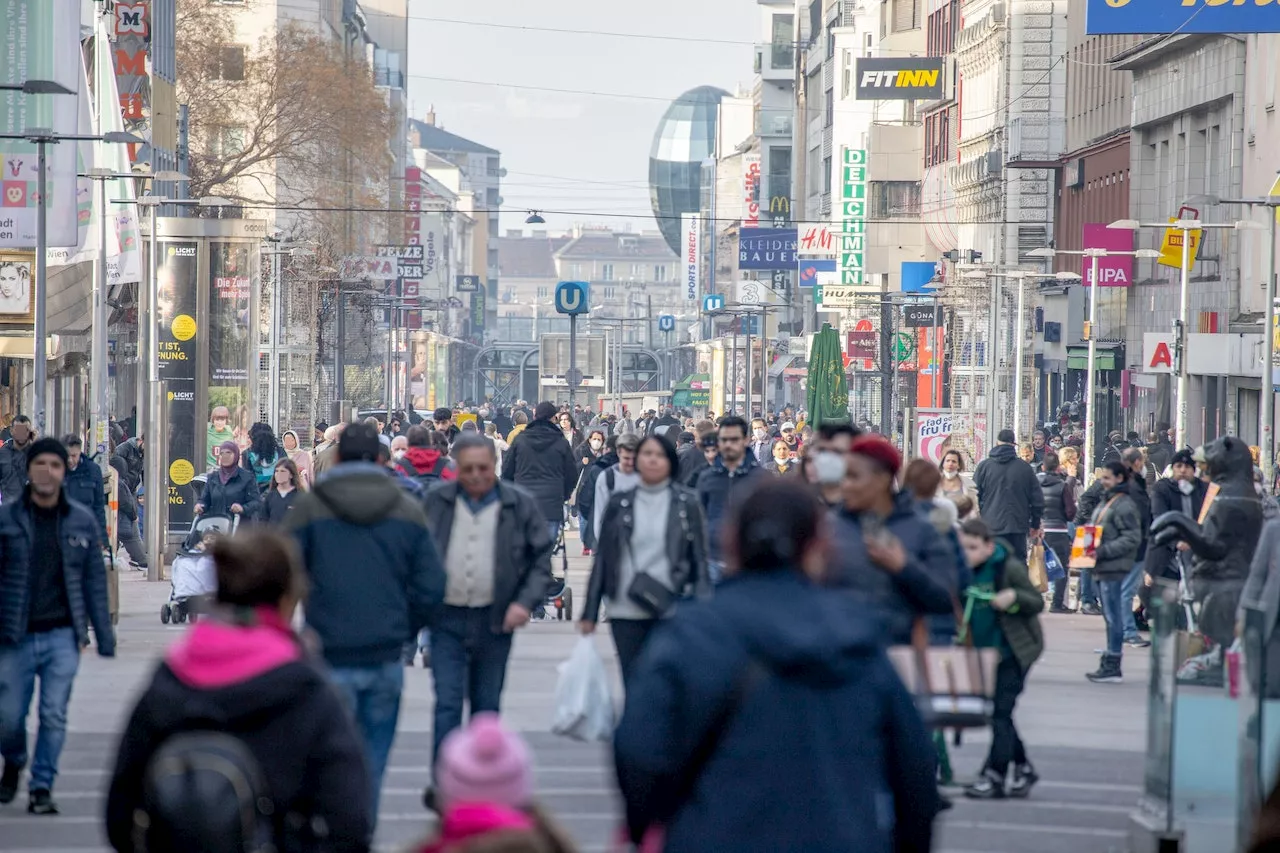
[217,440,240,484]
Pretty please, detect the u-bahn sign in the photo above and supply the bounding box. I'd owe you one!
[1086,0,1280,34]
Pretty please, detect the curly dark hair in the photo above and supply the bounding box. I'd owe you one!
[248,422,279,465]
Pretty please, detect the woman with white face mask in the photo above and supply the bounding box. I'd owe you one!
[938,449,977,508]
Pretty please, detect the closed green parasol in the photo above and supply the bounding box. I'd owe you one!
[805,323,850,427]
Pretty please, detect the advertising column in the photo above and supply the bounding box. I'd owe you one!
[157,242,199,531]
[207,241,255,459]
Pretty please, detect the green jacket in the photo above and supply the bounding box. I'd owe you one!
[969,546,1045,672]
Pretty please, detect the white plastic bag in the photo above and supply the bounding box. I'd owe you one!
[551,637,616,742]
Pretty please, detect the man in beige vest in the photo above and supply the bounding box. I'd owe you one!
[312,423,344,480]
[419,433,552,809]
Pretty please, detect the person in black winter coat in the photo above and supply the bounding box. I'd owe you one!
[109,454,147,567]
[1140,449,1205,623]
[614,478,938,853]
[1119,447,1153,645]
[259,459,302,525]
[574,437,616,553]
[105,531,371,852]
[62,435,108,545]
[500,402,577,536]
[197,441,261,520]
[973,429,1044,558]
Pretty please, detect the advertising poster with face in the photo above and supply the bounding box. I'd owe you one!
[0,256,33,321]
[157,242,200,530]
[208,242,254,451]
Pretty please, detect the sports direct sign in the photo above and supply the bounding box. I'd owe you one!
[1082,223,1134,287]
[682,212,700,302]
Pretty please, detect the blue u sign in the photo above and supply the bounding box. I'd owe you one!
[703,294,725,313]
[555,281,590,315]
[657,314,676,332]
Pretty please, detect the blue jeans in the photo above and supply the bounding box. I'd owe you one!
[708,560,725,585]
[330,662,404,822]
[1097,578,1127,658]
[0,627,81,791]
[431,606,514,770]
[578,515,593,550]
[1122,561,1144,640]
[1079,570,1099,607]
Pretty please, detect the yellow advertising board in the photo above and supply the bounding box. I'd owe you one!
[1157,218,1201,272]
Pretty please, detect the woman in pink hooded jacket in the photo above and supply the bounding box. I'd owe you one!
[106,530,371,852]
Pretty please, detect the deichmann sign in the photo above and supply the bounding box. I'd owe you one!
[682,212,700,301]
[1082,223,1135,287]
[837,147,868,288]
[854,58,946,100]
[1085,0,1280,35]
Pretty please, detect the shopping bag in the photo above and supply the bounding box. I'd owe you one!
[552,637,616,742]
[1027,544,1048,593]
[1044,546,1066,583]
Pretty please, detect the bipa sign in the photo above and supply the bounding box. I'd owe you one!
[1082,224,1134,288]
[1143,333,1174,374]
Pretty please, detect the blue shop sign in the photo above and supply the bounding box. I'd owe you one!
[739,228,798,271]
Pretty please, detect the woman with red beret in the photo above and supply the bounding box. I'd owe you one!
[827,435,958,646]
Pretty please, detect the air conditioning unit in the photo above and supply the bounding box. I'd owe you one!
[1043,321,1061,343]
[982,150,1003,178]
[991,2,1006,24]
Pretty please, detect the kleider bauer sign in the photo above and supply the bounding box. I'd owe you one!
[854,58,946,100]
[1086,0,1280,34]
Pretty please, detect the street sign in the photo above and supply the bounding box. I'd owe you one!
[657,314,676,332]
[555,281,590,315]
[455,275,481,293]
[893,332,915,363]
[566,367,583,388]
[703,294,725,313]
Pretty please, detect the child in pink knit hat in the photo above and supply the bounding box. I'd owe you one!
[417,713,576,853]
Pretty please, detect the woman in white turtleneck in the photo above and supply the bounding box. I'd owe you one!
[579,434,709,687]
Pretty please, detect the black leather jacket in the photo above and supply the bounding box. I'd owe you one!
[583,484,709,622]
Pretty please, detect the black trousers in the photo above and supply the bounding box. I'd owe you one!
[984,655,1029,777]
[999,532,1028,563]
[610,618,659,688]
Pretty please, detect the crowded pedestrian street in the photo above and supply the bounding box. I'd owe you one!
[1,542,1145,853]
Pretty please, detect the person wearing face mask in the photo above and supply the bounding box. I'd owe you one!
[938,449,977,507]
[765,438,795,476]
[749,418,771,463]
[260,459,303,525]
[1139,449,1205,626]
[574,429,605,476]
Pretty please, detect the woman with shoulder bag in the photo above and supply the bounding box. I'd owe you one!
[579,434,709,687]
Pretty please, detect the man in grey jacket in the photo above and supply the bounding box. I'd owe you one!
[420,433,552,807]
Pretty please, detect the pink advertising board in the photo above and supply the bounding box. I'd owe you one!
[1082,223,1134,287]
[914,409,988,467]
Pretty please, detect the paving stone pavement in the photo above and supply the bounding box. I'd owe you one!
[0,535,1149,852]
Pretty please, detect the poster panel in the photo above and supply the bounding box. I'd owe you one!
[157,241,199,530]
[915,408,988,467]
[208,242,254,455]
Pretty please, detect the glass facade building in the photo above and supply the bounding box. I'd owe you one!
[649,85,729,253]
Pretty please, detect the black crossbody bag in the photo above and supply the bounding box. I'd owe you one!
[624,492,693,618]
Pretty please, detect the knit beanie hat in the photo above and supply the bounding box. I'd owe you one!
[850,434,902,476]
[436,713,532,810]
[26,437,68,470]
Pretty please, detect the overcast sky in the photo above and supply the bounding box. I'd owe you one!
[405,0,757,237]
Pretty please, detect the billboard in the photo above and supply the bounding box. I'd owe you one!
[855,58,946,100]
[914,409,989,467]
[741,153,762,228]
[0,0,82,248]
[738,227,797,271]
[1085,0,1280,34]
[157,241,199,529]
[1082,223,1134,286]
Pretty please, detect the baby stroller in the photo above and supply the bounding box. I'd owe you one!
[161,513,237,624]
[538,518,573,621]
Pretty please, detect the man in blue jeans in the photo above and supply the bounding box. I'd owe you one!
[285,422,445,827]
[0,438,115,814]
[421,433,552,810]
[1085,461,1144,683]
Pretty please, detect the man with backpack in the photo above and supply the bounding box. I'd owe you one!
[592,432,640,543]
[397,425,456,491]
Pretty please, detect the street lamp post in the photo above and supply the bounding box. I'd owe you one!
[1108,218,1259,450]
[1185,181,1280,487]
[1027,247,1158,482]
[0,123,139,436]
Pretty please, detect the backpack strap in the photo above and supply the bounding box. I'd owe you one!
[606,468,616,491]
[430,456,449,477]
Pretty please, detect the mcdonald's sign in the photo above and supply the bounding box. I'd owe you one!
[769,196,790,215]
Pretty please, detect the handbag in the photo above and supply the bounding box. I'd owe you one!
[1068,495,1121,570]
[627,571,677,619]
[1027,544,1049,593]
[888,619,999,730]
